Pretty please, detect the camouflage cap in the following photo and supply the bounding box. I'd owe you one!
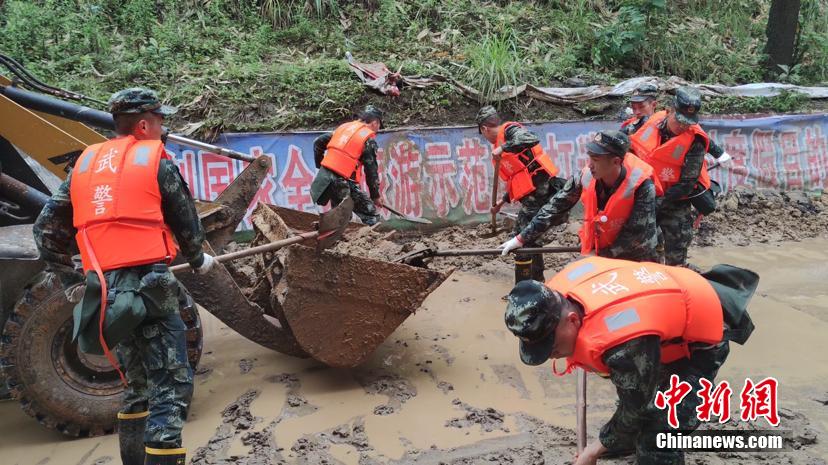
[630,83,659,102]
[475,105,499,127]
[672,86,702,125]
[107,87,177,116]
[359,104,385,129]
[504,280,567,366]
[586,130,630,157]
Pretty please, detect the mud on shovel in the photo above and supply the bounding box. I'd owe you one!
[170,197,354,272]
[396,245,580,268]
[383,204,432,224]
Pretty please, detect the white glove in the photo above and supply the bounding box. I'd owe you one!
[718,151,732,165]
[500,235,524,256]
[194,253,215,275]
[64,283,86,304]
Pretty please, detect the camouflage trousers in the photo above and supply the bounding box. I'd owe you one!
[635,341,731,465]
[513,201,547,283]
[510,176,567,283]
[325,177,380,225]
[657,201,694,266]
[116,312,194,449]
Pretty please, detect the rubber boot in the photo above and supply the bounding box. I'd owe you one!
[144,447,187,465]
[514,257,534,284]
[118,411,148,465]
[530,255,545,282]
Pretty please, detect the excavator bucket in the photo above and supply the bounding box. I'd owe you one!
[280,245,450,368]
[242,203,451,367]
[266,204,364,234]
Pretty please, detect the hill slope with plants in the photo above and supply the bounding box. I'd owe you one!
[2,0,827,134]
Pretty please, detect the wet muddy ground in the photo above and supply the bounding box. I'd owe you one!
[2,203,827,464]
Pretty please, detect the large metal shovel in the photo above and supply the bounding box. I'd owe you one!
[383,204,433,224]
[396,246,580,268]
[171,197,354,272]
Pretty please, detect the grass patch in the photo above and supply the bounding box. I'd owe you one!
[704,90,811,114]
[1,0,825,133]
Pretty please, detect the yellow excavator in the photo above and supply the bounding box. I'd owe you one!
[0,54,446,437]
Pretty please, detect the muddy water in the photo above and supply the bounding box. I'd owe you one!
[1,239,827,464]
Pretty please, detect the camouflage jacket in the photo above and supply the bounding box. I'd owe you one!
[33,158,205,289]
[599,335,663,451]
[498,124,551,204]
[313,132,381,200]
[519,174,659,262]
[657,120,706,204]
[621,115,649,136]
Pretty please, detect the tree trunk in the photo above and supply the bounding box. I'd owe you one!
[765,0,801,72]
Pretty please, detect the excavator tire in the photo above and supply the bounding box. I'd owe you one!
[0,272,202,437]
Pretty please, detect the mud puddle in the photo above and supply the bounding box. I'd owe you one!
[2,238,828,464]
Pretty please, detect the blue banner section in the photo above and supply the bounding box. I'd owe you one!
[166,114,828,227]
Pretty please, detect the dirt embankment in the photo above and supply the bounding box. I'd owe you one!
[696,188,828,247]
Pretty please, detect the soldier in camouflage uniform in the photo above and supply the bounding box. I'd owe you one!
[506,130,659,262]
[621,83,660,136]
[310,105,384,225]
[476,106,566,283]
[621,84,730,163]
[504,260,758,465]
[33,88,209,465]
[646,88,712,266]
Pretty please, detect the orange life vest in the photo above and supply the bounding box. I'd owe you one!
[71,135,178,273]
[547,257,724,376]
[494,122,560,202]
[578,154,663,256]
[70,135,179,385]
[629,111,711,192]
[321,121,376,183]
[620,116,639,129]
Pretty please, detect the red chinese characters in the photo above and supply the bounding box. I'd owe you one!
[385,141,423,217]
[456,137,491,215]
[655,376,781,428]
[779,129,803,189]
[696,378,733,423]
[545,133,576,178]
[423,142,460,217]
[654,374,693,429]
[750,129,778,188]
[804,125,828,189]
[721,129,750,188]
[278,144,315,212]
[740,377,780,426]
[199,152,237,201]
[170,150,199,197]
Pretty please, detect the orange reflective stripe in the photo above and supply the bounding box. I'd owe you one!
[494,122,559,202]
[547,257,723,374]
[321,121,375,179]
[118,411,150,420]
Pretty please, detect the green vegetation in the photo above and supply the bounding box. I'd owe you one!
[1,0,826,133]
[703,90,812,115]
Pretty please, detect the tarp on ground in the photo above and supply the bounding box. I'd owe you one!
[166,113,828,227]
[347,58,828,102]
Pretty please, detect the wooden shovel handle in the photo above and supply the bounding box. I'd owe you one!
[170,231,317,272]
[491,158,502,232]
